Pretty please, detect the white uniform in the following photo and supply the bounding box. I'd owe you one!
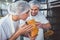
[24,11,49,40]
[0,15,21,40]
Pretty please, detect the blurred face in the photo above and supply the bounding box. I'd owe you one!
[30,5,39,16]
[12,11,29,21]
[19,11,29,20]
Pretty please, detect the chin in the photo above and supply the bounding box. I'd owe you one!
[32,13,37,16]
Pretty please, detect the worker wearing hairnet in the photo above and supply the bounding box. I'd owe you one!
[0,1,33,40]
[24,0,51,40]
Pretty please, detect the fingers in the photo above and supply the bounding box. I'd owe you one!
[36,22,43,28]
[24,25,33,33]
[20,25,33,34]
[22,24,32,29]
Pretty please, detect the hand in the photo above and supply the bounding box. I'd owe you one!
[9,24,33,40]
[18,24,33,35]
[36,22,42,28]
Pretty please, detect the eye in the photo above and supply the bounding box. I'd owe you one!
[35,9,37,10]
[26,10,30,14]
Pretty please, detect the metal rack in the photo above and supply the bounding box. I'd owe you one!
[47,0,60,40]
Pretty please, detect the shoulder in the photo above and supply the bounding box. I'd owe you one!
[37,11,49,24]
[38,11,45,16]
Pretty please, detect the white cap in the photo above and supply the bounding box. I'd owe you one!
[8,1,30,15]
[29,0,40,9]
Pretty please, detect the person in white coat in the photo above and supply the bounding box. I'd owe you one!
[24,0,51,40]
[0,1,33,40]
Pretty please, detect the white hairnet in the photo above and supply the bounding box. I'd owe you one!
[8,1,30,15]
[29,0,40,9]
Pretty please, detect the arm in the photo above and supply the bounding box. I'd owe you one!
[9,24,33,40]
[9,29,22,40]
[42,23,51,29]
[36,22,51,30]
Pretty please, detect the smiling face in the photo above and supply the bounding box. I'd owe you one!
[30,5,39,16]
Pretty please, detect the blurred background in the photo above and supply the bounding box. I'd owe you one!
[0,0,60,40]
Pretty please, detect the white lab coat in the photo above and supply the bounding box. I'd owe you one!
[24,11,49,40]
[0,15,20,40]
